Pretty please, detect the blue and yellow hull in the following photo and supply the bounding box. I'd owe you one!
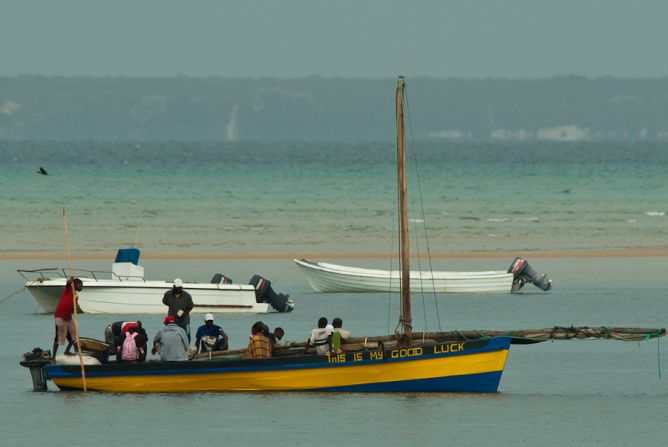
[46,337,511,393]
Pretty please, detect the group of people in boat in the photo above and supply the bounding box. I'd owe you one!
[306,316,351,355]
[52,277,348,363]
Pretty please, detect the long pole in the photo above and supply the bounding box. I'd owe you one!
[63,208,87,392]
[396,76,412,337]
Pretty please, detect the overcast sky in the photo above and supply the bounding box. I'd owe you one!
[1,0,667,79]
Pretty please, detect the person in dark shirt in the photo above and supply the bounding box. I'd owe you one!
[194,313,228,354]
[162,278,194,342]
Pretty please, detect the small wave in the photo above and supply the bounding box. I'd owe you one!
[645,211,665,217]
[409,218,424,223]
[487,218,509,223]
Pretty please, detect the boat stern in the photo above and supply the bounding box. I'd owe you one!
[19,348,52,391]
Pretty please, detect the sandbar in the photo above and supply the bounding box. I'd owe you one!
[2,247,668,260]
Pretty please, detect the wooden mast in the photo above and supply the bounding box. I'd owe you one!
[396,76,412,339]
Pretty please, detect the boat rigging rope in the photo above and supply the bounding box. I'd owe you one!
[404,84,442,332]
[387,146,399,336]
[269,263,292,286]
[646,334,661,379]
[0,286,26,306]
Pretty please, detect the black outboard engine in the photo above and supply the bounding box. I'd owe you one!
[508,257,552,292]
[20,348,51,391]
[249,275,294,312]
[211,273,233,284]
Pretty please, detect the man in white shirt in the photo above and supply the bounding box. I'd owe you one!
[307,317,332,355]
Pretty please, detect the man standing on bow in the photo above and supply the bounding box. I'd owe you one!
[162,278,194,342]
[51,277,83,360]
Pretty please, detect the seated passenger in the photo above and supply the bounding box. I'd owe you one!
[269,327,285,347]
[331,317,350,354]
[151,315,189,361]
[194,313,229,355]
[242,321,272,358]
[306,317,332,355]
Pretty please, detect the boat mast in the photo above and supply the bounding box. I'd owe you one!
[396,76,412,338]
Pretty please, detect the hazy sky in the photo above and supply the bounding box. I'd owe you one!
[2,0,667,78]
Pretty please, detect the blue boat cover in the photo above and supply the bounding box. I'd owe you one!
[114,248,140,265]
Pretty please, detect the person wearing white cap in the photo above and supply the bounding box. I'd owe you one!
[162,278,194,342]
[194,313,228,355]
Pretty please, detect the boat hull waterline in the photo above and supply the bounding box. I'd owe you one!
[48,337,510,393]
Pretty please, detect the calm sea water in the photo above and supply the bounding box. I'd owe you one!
[1,258,668,446]
[1,141,668,446]
[0,140,667,253]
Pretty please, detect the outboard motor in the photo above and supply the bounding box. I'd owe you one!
[249,275,294,312]
[211,273,233,284]
[508,257,552,292]
[20,348,51,391]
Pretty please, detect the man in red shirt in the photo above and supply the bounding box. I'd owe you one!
[51,277,83,360]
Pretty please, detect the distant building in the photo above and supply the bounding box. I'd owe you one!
[535,125,589,141]
[491,129,532,141]
[427,129,465,140]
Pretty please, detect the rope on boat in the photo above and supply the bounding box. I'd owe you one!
[0,286,26,306]
[269,262,293,286]
[656,333,662,379]
[404,83,442,333]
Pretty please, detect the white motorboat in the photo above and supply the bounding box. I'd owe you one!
[19,249,294,314]
[293,257,551,293]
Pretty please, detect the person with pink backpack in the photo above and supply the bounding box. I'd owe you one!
[117,325,148,363]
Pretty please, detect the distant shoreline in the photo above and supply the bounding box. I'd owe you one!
[3,248,668,260]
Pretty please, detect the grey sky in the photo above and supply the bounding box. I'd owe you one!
[1,0,667,78]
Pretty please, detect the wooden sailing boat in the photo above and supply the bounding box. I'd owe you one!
[21,76,513,393]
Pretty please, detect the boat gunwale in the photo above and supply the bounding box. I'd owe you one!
[294,258,512,280]
[46,338,509,378]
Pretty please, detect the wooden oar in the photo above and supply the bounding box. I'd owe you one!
[63,208,87,392]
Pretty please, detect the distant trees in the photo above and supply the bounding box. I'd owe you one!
[1,76,667,141]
